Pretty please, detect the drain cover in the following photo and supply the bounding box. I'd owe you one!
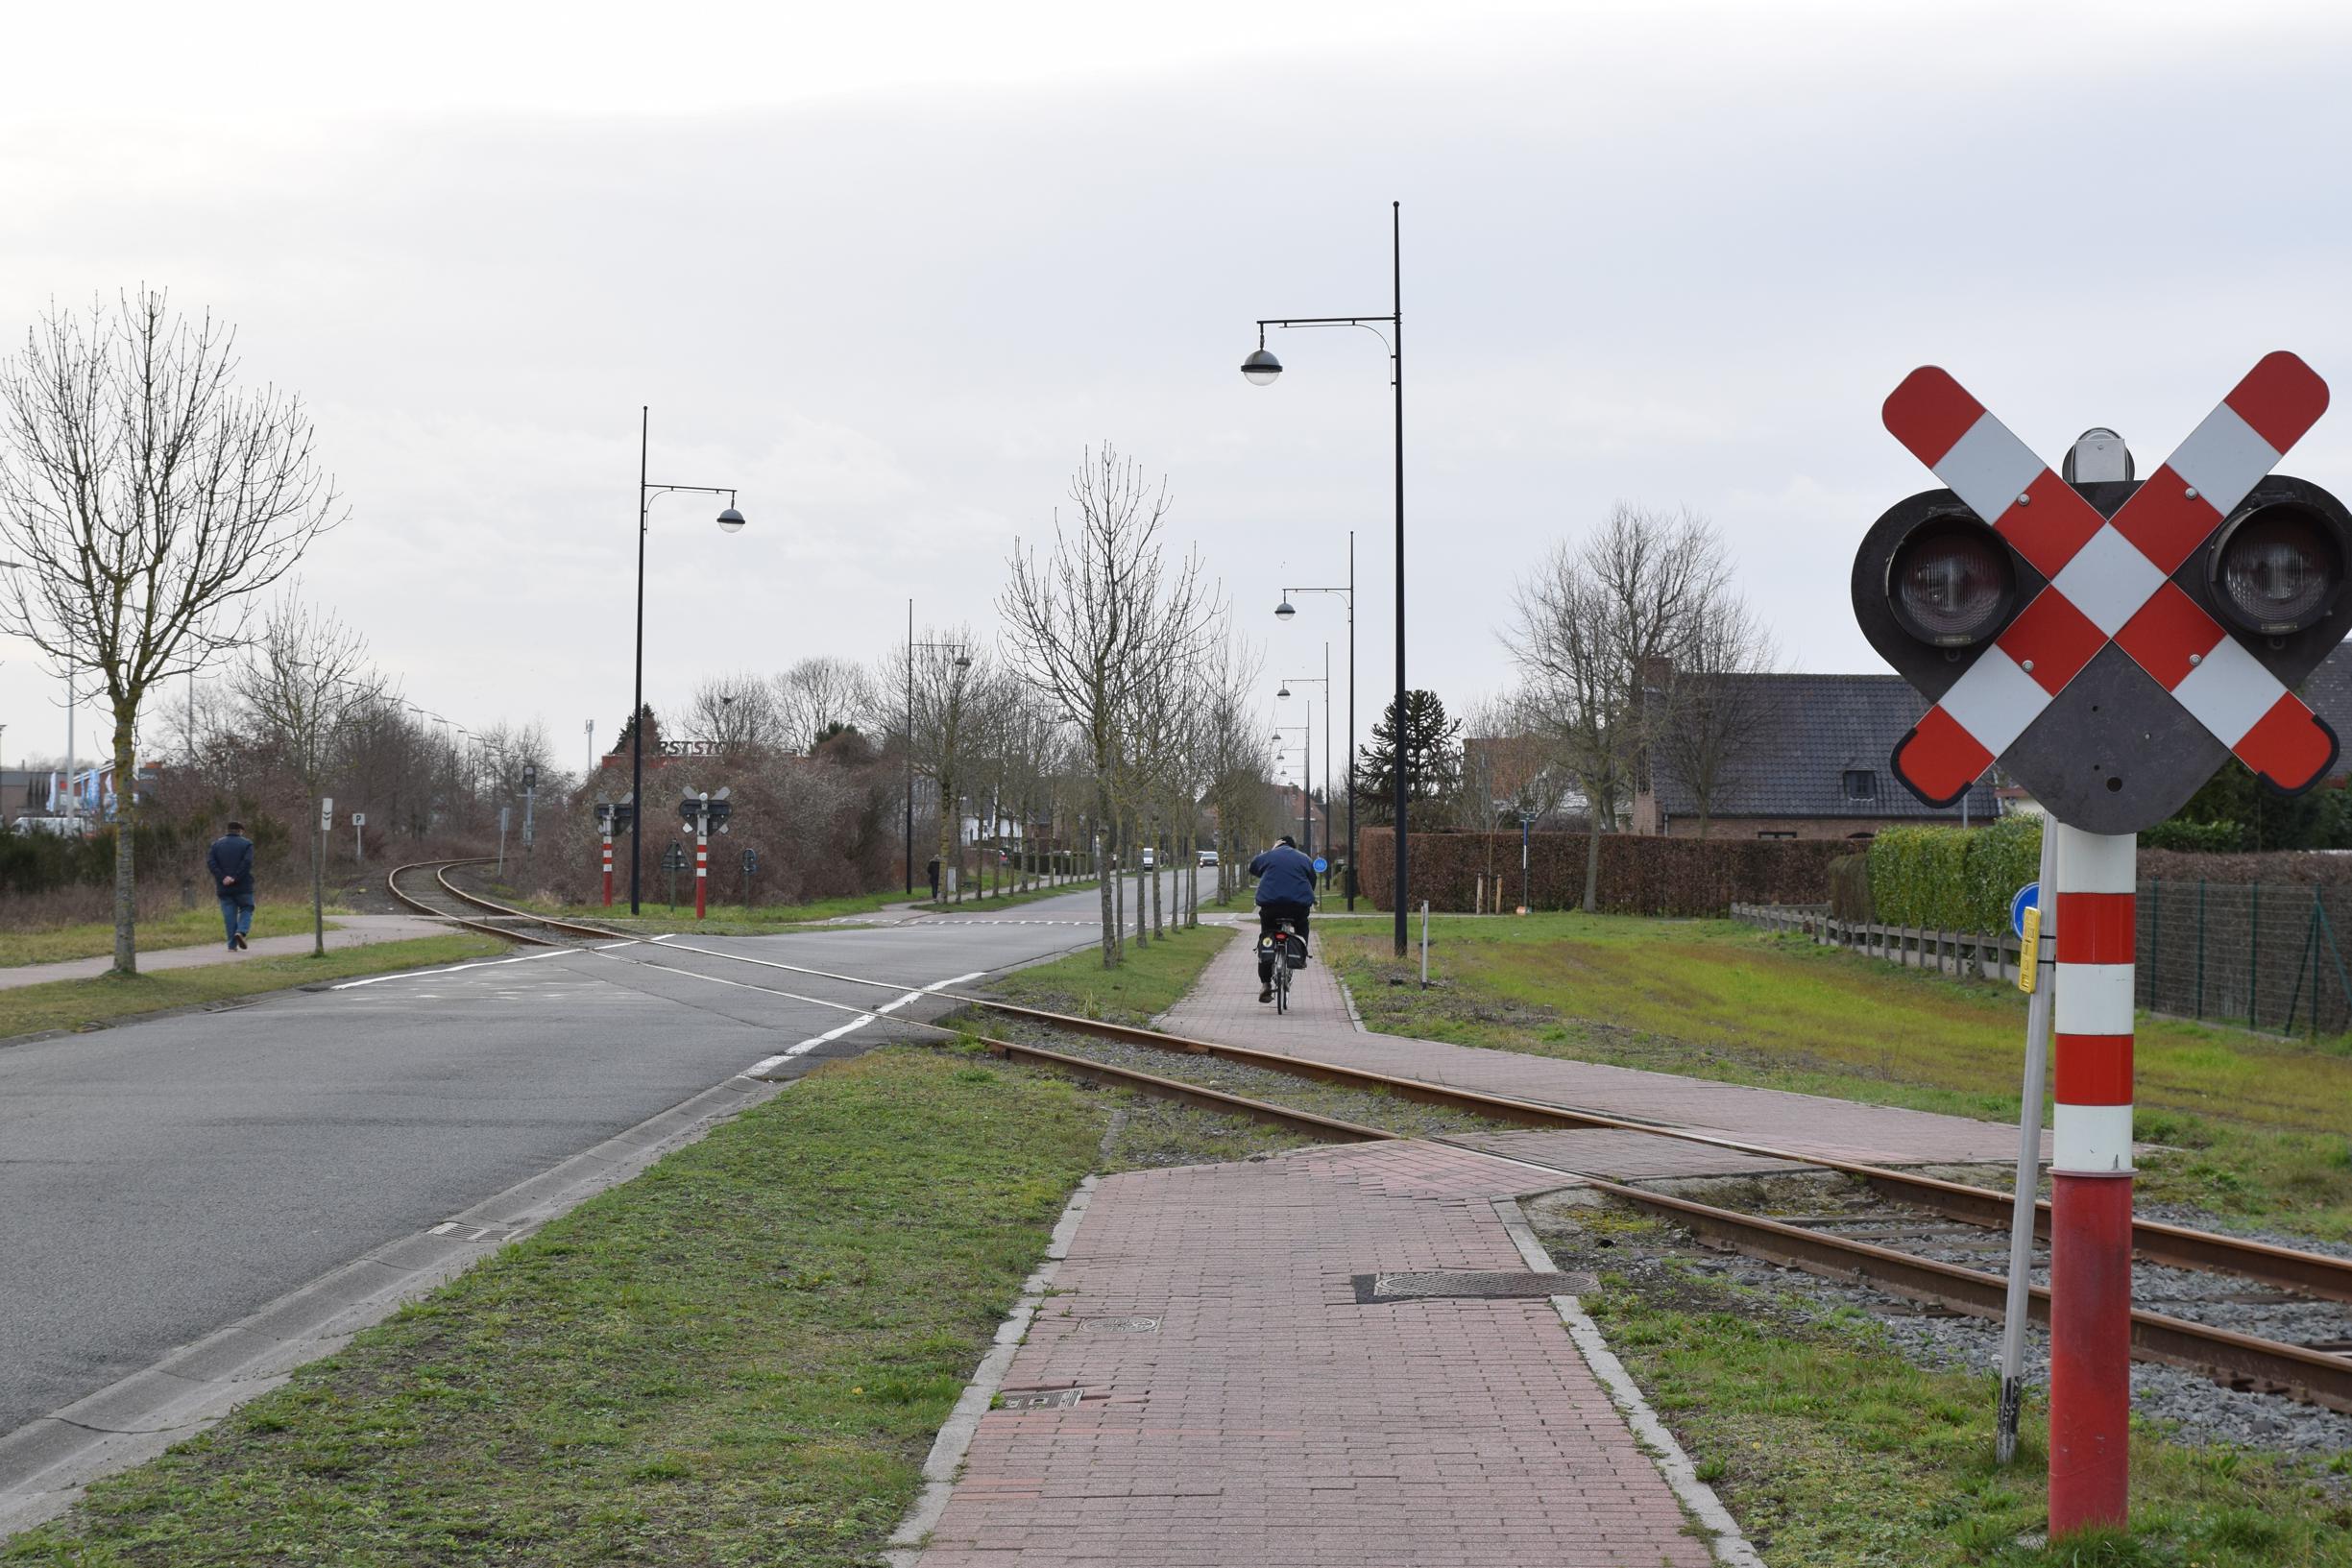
[1351,1270,1595,1304]
[997,1387,1087,1411]
[1080,1315,1161,1333]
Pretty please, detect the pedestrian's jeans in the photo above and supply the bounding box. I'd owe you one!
[218,890,255,945]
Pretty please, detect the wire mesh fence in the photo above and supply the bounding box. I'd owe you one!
[1737,880,2352,1038]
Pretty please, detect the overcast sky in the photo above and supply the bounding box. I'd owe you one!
[6,0,2352,787]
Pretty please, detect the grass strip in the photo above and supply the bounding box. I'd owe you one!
[1330,913,2352,1239]
[988,922,1236,1025]
[1534,1201,2352,1567]
[506,880,1099,935]
[1,1047,1296,1565]
[0,933,506,1045]
[0,901,354,968]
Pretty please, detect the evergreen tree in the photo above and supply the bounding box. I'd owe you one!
[612,704,664,758]
[1355,689,1463,827]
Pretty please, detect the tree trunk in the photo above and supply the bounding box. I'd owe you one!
[1096,771,1118,967]
[1151,816,1163,938]
[1582,818,1602,914]
[109,703,138,977]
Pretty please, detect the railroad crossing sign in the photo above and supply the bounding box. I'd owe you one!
[1855,351,2352,832]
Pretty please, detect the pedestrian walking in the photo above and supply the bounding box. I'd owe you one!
[207,820,256,951]
[926,856,941,902]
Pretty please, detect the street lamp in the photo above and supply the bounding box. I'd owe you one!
[1242,196,1400,949]
[1271,717,1312,856]
[904,598,972,896]
[1273,531,1357,907]
[631,406,743,915]
[1277,642,1332,879]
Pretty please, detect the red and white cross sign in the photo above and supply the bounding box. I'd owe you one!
[1881,352,2334,804]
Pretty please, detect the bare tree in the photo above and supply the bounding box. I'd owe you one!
[903,626,992,905]
[1652,592,1778,837]
[688,672,786,756]
[772,656,875,754]
[0,290,342,973]
[1508,504,1728,911]
[231,596,385,953]
[1000,445,1216,965]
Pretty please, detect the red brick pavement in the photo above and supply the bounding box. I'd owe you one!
[909,1140,1717,1568]
[1167,921,2044,1169]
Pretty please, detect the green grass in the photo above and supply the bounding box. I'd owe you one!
[0,933,507,1045]
[509,879,1099,935]
[1330,913,2352,1238]
[1538,1202,2352,1566]
[1,1047,1297,1565]
[0,900,354,967]
[990,923,1236,1025]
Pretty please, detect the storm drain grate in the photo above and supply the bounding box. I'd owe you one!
[1351,1270,1595,1304]
[1079,1315,1162,1333]
[997,1387,1087,1411]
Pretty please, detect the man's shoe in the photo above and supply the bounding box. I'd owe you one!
[234,933,248,950]
[1258,984,1273,1003]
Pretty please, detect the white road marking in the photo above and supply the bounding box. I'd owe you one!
[742,970,986,1078]
[329,949,573,989]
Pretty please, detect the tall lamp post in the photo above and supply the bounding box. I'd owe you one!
[1275,531,1354,905]
[1243,204,1408,954]
[1276,641,1332,887]
[631,407,744,915]
[903,600,971,896]
[1270,721,1312,856]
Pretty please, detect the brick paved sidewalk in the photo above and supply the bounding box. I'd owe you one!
[1161,925,2041,1168]
[909,1140,1719,1568]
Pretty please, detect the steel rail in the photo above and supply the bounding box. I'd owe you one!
[384,859,555,946]
[424,861,632,941]
[994,1031,2352,1413]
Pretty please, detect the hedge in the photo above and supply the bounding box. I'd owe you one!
[1865,815,2041,932]
[1356,829,1847,916]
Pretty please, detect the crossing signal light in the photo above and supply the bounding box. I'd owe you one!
[1855,355,2352,832]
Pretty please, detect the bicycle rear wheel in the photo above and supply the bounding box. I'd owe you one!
[1274,960,1289,1013]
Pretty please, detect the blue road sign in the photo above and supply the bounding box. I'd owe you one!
[1313,856,1329,874]
[2010,882,2041,939]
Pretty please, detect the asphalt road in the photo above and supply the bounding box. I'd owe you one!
[0,883,1168,1442]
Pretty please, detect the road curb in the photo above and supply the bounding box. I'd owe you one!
[0,1073,788,1540]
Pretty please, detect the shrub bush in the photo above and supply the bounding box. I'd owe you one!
[1867,815,2042,931]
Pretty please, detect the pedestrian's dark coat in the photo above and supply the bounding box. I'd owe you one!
[206,832,256,894]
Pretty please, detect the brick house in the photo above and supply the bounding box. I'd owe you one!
[1630,671,1998,841]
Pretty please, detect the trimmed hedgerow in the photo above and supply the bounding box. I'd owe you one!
[1866,815,2041,932]
[1356,829,1845,915]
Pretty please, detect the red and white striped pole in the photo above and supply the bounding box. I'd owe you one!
[694,816,710,920]
[601,831,615,908]
[2048,823,2136,1532]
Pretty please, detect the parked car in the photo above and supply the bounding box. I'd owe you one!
[1197,848,1219,867]
[1140,847,1156,869]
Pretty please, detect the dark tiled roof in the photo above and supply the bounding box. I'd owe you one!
[1650,673,1999,822]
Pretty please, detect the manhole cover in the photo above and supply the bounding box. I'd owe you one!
[997,1387,1087,1411]
[1351,1270,1595,1304]
[1080,1315,1161,1333]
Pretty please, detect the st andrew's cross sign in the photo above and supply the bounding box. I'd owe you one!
[1855,351,2350,832]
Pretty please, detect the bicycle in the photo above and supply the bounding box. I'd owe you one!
[1258,918,1308,1014]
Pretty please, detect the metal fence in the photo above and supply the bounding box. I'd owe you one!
[1734,880,2352,1037]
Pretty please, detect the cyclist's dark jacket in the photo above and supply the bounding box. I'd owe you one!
[1249,844,1318,906]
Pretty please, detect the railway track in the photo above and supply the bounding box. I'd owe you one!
[383,858,624,945]
[320,913,2352,1411]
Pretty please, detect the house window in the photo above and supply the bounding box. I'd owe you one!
[1757,830,1797,840]
[1843,768,1877,800]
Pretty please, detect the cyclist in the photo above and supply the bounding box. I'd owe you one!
[1249,834,1319,1004]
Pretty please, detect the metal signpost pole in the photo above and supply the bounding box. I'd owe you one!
[694,791,711,921]
[1997,822,2059,1464]
[521,763,537,866]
